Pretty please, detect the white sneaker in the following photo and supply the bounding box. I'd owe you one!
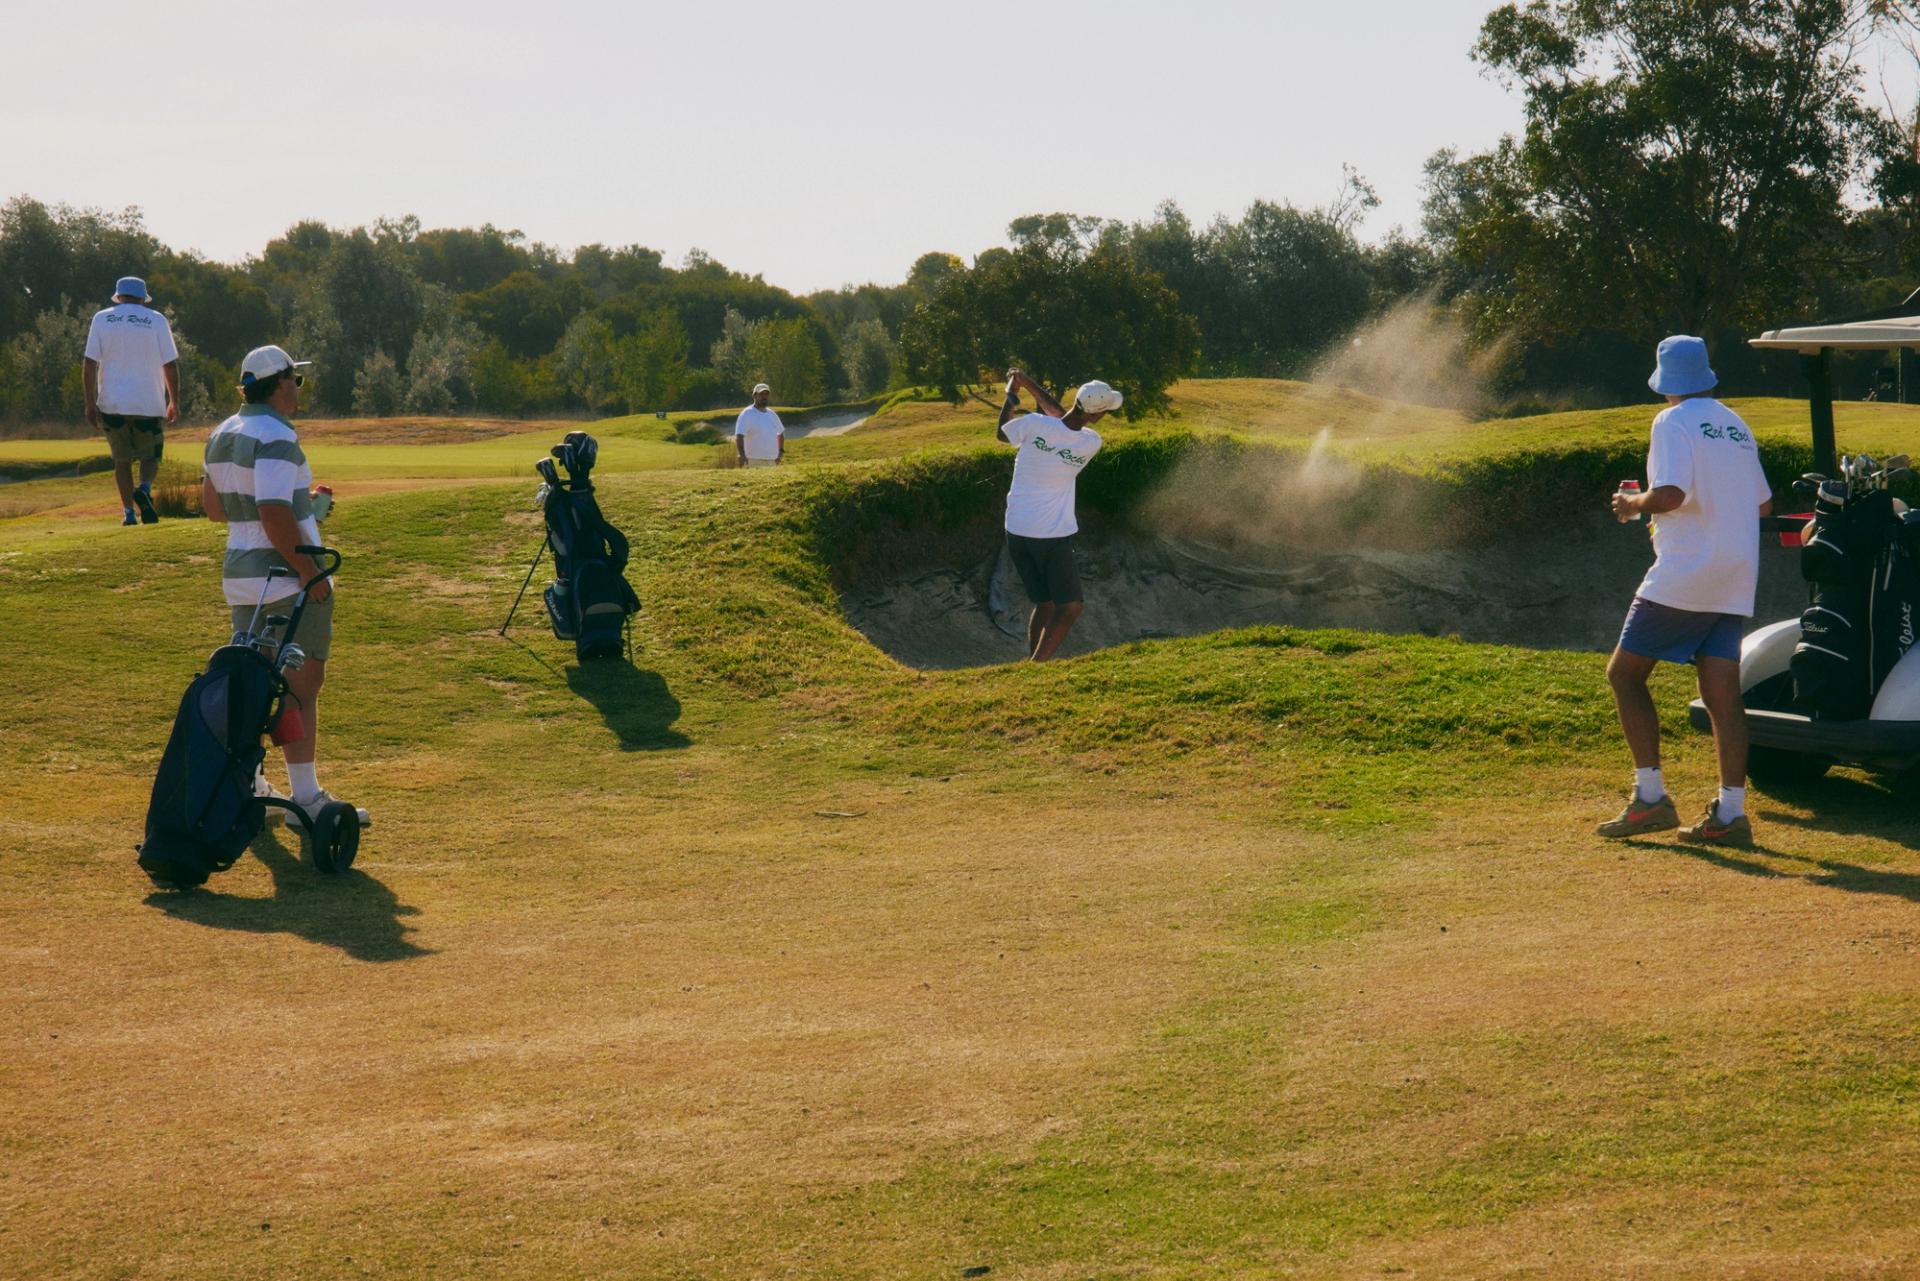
[256,770,291,825]
[293,788,373,830]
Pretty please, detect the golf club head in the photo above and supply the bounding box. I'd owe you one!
[1886,454,1910,472]
[1792,477,1821,497]
[279,643,306,672]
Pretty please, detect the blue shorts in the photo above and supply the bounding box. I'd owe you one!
[1617,596,1742,665]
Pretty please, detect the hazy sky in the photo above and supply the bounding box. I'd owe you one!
[0,0,1796,292]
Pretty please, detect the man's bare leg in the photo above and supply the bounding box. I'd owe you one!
[113,459,136,509]
[1606,646,1662,768]
[1027,603,1055,658]
[282,657,324,766]
[138,455,159,490]
[1032,600,1083,662]
[1695,655,1748,787]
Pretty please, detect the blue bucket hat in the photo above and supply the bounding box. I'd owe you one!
[113,276,150,302]
[1648,335,1716,397]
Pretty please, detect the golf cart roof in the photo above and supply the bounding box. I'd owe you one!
[1751,288,1920,352]
[1751,316,1920,352]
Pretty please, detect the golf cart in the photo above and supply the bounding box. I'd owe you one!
[1686,304,1920,781]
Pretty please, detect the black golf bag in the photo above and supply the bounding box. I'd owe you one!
[137,546,358,889]
[136,644,282,888]
[1790,485,1920,718]
[537,432,640,660]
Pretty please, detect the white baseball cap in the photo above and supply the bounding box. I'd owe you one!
[1074,380,1123,415]
[751,382,771,395]
[238,344,311,388]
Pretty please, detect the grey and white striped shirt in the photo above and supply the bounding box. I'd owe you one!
[204,405,322,605]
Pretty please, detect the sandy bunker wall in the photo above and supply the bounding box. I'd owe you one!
[820,433,1815,669]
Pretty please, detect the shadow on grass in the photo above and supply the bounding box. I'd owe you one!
[1754,770,1920,853]
[145,827,429,962]
[565,661,690,751]
[1664,837,1920,906]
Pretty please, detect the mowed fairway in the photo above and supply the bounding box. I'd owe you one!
[4,383,1920,1279]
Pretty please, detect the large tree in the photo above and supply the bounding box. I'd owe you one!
[899,230,1198,416]
[1454,0,1914,340]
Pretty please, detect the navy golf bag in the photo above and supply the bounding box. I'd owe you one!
[137,546,357,889]
[136,644,282,888]
[537,432,640,660]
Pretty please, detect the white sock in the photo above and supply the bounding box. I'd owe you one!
[288,760,320,804]
[1717,785,1746,820]
[1634,767,1666,803]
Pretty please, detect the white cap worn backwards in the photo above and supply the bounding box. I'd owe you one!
[1074,380,1123,415]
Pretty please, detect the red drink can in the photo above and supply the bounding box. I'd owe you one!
[1616,478,1642,522]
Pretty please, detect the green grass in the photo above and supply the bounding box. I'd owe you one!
[5,380,1920,1278]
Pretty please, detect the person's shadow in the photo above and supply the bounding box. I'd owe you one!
[146,826,428,962]
[565,661,691,751]
[1753,771,1920,853]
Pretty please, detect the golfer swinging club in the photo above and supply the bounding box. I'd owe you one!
[997,369,1121,661]
[1597,336,1772,847]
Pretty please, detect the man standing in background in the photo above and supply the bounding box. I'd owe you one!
[734,382,784,468]
[83,276,180,526]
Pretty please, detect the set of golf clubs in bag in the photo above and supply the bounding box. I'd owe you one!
[1789,452,1920,719]
[137,545,368,890]
[500,430,642,661]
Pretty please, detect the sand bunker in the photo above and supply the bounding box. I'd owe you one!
[846,514,1811,668]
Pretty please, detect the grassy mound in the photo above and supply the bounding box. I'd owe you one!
[4,381,1920,1278]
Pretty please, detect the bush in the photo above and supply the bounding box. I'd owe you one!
[351,350,403,416]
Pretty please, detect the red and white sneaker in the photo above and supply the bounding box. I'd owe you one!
[1596,793,1679,838]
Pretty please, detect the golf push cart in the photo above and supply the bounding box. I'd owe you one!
[138,544,368,889]
[1685,304,1920,781]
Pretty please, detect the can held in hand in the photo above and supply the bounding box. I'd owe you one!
[311,484,334,522]
[1616,478,1642,522]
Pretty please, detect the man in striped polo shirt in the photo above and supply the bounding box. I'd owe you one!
[199,345,341,821]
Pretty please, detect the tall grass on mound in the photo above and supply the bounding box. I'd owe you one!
[149,458,204,518]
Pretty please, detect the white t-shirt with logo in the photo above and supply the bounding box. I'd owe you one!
[1636,397,1773,617]
[733,406,784,460]
[1002,412,1103,538]
[83,303,179,417]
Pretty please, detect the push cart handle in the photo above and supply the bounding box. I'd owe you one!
[293,541,343,591]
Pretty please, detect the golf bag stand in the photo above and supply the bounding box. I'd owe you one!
[137,546,362,889]
[499,431,641,660]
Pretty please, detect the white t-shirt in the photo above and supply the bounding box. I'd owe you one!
[1002,412,1103,538]
[733,406,784,460]
[1636,397,1772,616]
[83,303,179,417]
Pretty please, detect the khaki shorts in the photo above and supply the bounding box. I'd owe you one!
[102,414,164,463]
[744,457,779,469]
[230,591,334,662]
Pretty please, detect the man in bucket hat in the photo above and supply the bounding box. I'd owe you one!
[82,276,180,526]
[1597,335,1773,847]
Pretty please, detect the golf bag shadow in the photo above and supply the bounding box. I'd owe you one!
[535,432,641,661]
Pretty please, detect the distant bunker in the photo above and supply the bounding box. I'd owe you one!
[835,439,1808,669]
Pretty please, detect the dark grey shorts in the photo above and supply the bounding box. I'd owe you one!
[1006,533,1082,606]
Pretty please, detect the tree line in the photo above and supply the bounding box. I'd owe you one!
[6,0,1920,425]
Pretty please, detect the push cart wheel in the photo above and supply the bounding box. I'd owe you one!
[310,801,361,874]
